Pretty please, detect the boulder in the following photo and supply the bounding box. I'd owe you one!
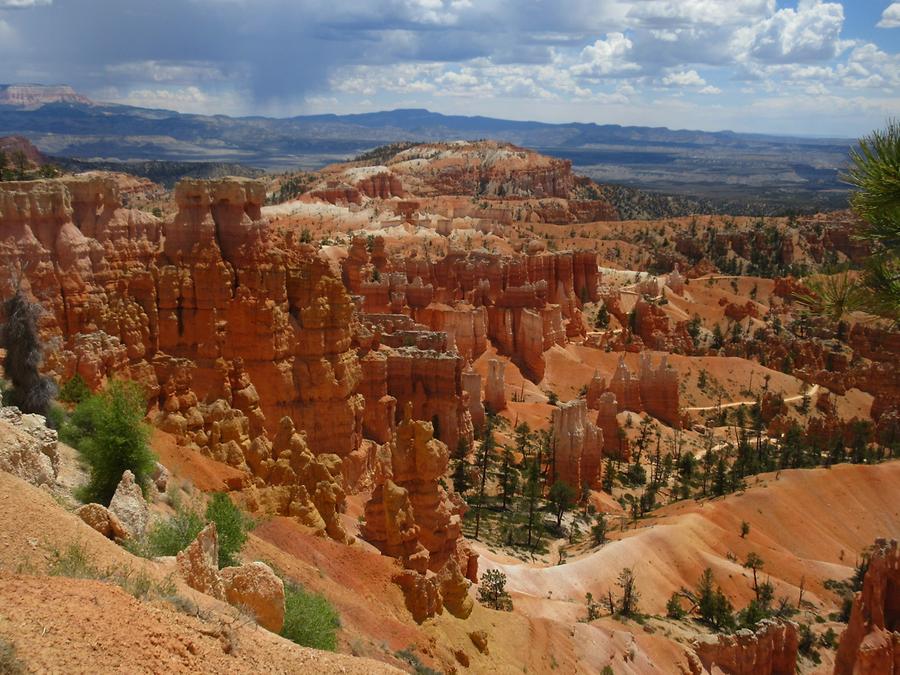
[176,522,224,600]
[76,503,128,540]
[220,561,285,633]
[469,630,489,655]
[108,470,149,538]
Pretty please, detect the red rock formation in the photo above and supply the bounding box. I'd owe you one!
[595,392,629,461]
[691,620,798,675]
[666,263,686,296]
[607,356,642,413]
[601,354,680,428]
[585,370,606,409]
[834,538,900,675]
[339,237,597,379]
[484,358,507,413]
[358,351,397,444]
[0,176,365,542]
[414,304,487,362]
[362,405,474,622]
[551,399,603,490]
[461,364,485,431]
[633,298,694,353]
[370,348,472,452]
[638,353,681,428]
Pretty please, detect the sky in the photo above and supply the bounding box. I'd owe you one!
[0,0,898,136]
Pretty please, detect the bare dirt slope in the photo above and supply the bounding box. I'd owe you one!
[483,461,900,610]
[0,471,400,674]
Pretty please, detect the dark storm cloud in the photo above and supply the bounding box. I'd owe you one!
[0,0,623,104]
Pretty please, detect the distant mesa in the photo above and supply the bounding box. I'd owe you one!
[0,84,94,110]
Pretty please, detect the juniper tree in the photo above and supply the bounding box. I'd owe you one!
[1,289,57,418]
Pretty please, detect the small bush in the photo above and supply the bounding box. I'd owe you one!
[0,636,25,675]
[130,493,249,567]
[799,623,821,664]
[59,373,91,404]
[205,492,250,568]
[666,592,686,619]
[130,500,205,559]
[281,582,341,652]
[395,648,441,675]
[477,569,513,611]
[62,380,156,505]
[48,540,176,601]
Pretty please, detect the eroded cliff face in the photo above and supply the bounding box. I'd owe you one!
[834,538,900,675]
[342,238,595,381]
[0,176,363,538]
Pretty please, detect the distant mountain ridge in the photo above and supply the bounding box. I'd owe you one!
[0,84,855,214]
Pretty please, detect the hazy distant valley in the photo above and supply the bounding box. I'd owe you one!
[0,86,853,214]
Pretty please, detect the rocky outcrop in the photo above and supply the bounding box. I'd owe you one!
[362,405,461,570]
[691,620,798,675]
[638,353,680,427]
[244,416,351,544]
[362,405,473,622]
[177,522,225,600]
[108,470,150,539]
[585,370,606,410]
[834,538,900,675]
[340,240,595,382]
[76,503,128,541]
[220,561,286,633]
[358,351,397,444]
[551,399,603,490]
[0,406,59,487]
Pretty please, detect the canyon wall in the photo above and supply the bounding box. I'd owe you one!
[0,176,365,538]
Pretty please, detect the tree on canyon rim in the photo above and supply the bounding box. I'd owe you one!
[802,120,900,324]
[0,288,57,418]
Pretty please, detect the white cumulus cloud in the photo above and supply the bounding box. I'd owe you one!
[734,0,847,64]
[662,69,706,86]
[571,32,640,77]
[878,2,900,28]
[0,0,51,7]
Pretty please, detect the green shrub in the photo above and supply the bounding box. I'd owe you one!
[281,582,341,651]
[130,493,249,567]
[59,374,91,404]
[395,648,441,675]
[130,500,205,559]
[666,592,686,619]
[205,492,249,568]
[62,380,156,505]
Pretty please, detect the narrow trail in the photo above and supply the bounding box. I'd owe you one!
[683,384,819,412]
